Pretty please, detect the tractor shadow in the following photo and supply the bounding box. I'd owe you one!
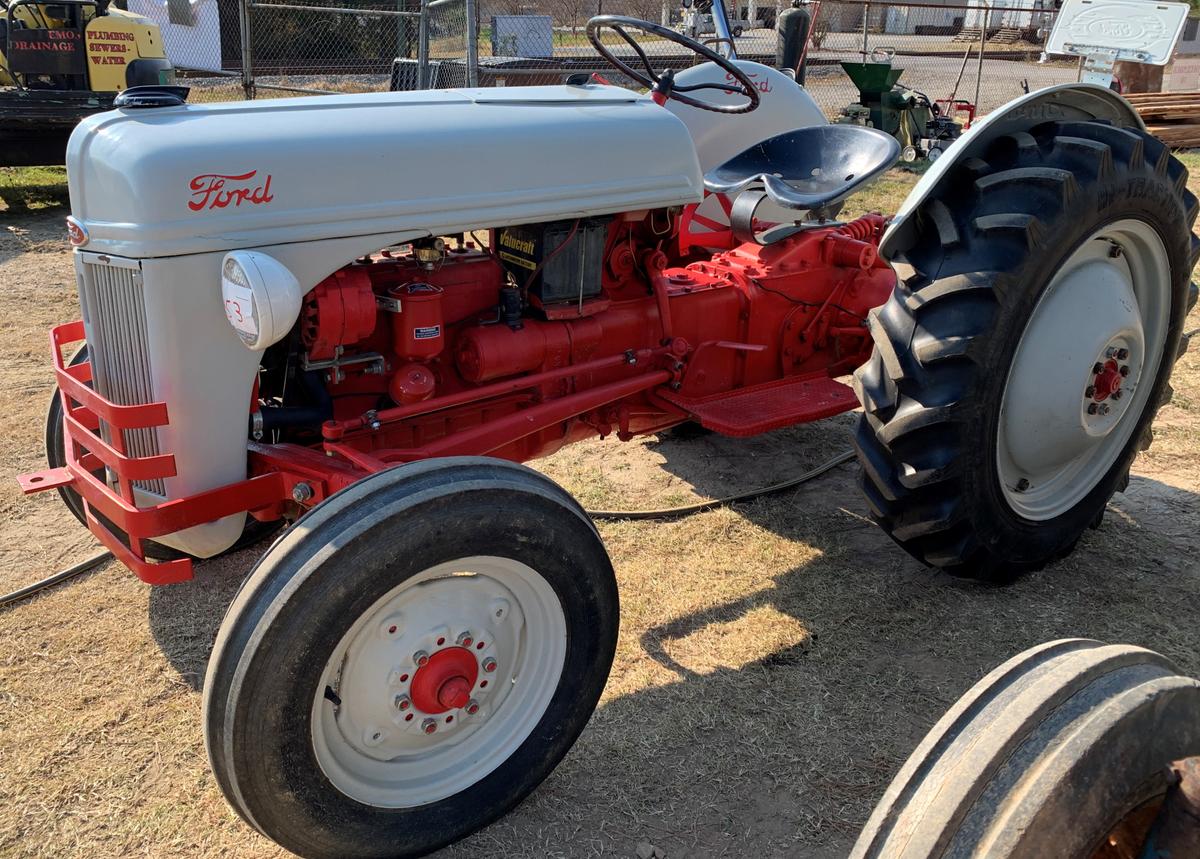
[143,418,1200,856]
[145,541,267,690]
[445,420,1200,856]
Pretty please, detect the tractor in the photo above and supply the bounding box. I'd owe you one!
[16,5,1198,857]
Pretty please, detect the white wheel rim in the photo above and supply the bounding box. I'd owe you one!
[311,556,567,808]
[997,219,1171,520]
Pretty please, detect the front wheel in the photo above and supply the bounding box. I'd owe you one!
[203,457,619,859]
[854,120,1200,581]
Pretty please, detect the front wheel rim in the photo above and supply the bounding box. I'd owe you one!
[311,555,567,808]
[997,219,1171,520]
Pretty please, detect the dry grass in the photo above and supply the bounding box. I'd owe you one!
[0,155,1199,859]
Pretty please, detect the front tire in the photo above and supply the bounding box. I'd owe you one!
[854,120,1200,580]
[203,457,619,859]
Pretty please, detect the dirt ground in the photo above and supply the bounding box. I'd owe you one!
[1,160,1199,859]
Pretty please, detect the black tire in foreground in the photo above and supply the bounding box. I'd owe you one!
[850,639,1200,858]
[203,457,619,859]
[854,120,1200,581]
[45,345,277,561]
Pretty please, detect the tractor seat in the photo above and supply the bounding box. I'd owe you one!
[704,125,901,211]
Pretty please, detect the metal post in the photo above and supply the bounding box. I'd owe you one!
[239,0,255,99]
[465,0,478,86]
[974,6,987,116]
[417,0,430,88]
[709,0,737,58]
[398,0,405,60]
[861,1,869,60]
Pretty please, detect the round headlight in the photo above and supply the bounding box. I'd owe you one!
[221,251,302,352]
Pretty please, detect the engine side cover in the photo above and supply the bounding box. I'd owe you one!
[66,86,705,258]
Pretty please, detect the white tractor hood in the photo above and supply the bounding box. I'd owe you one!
[66,86,706,259]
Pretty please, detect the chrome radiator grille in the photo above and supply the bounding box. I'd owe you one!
[77,255,166,496]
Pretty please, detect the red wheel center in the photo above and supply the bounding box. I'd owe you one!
[409,647,479,714]
[1092,359,1123,401]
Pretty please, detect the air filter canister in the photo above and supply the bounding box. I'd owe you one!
[389,282,444,361]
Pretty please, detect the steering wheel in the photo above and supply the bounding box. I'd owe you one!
[585,15,760,115]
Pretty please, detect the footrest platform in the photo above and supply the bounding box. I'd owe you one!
[658,375,858,437]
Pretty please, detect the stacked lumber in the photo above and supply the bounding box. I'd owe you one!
[989,27,1024,44]
[1126,91,1200,149]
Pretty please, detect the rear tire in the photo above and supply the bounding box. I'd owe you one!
[854,120,1200,580]
[203,457,619,859]
[850,639,1200,858]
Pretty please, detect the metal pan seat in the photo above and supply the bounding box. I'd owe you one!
[704,125,901,211]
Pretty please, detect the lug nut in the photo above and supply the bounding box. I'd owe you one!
[1119,365,1130,377]
[1117,348,1130,360]
[465,699,480,715]
[1087,403,1100,415]
[456,631,474,647]
[1085,385,1096,398]
[1108,243,1123,258]
[1092,362,1104,375]
[1099,404,1111,416]
[394,694,410,712]
[421,718,437,735]
[482,657,497,673]
[1015,478,1030,491]
[413,650,430,667]
[292,482,313,503]
[1112,389,1123,400]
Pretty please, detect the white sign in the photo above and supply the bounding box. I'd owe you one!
[1047,0,1190,66]
[490,15,552,59]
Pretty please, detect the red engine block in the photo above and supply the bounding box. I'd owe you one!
[291,213,893,465]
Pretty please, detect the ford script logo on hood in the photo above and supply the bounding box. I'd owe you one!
[188,170,275,212]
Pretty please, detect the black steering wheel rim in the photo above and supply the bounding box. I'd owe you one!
[585,15,760,115]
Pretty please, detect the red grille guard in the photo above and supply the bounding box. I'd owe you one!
[17,321,295,585]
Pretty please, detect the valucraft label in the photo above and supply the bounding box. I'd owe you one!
[498,232,536,255]
[498,251,537,271]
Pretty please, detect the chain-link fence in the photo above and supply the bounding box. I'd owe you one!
[133,0,476,100]
[143,0,1081,111]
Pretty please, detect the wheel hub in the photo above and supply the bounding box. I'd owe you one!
[409,646,480,714]
[1089,355,1128,404]
[310,557,568,809]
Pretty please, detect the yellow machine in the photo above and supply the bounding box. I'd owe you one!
[0,0,174,165]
